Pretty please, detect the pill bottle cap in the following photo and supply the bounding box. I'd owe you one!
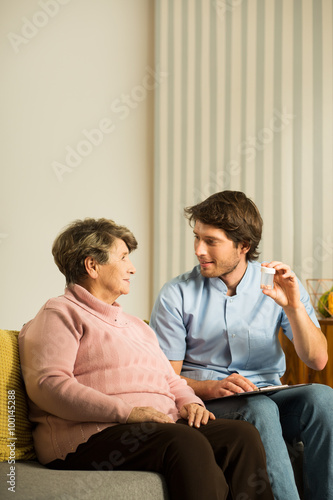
[261,266,276,274]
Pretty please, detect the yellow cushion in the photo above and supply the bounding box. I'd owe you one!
[0,329,36,461]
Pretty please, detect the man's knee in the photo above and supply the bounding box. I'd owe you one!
[304,383,333,403]
[303,384,333,421]
[208,396,280,427]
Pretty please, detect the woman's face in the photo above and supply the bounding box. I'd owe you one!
[94,238,136,303]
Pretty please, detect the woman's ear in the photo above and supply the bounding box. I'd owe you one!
[84,256,99,280]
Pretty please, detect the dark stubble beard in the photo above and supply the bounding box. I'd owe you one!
[199,258,241,279]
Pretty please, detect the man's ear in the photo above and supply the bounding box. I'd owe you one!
[240,241,251,255]
[84,256,99,279]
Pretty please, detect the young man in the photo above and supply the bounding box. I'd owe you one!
[150,190,333,500]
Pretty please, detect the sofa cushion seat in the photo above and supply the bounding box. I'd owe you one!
[0,461,169,500]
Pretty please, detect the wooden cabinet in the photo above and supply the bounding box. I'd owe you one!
[279,319,333,388]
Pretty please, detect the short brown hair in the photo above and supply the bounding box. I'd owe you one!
[184,191,263,261]
[52,218,138,285]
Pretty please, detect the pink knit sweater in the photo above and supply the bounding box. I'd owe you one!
[19,285,203,464]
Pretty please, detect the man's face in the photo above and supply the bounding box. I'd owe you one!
[193,221,246,279]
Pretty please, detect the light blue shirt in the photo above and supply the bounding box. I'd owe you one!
[150,261,319,387]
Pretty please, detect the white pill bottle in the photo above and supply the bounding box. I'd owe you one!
[260,266,276,290]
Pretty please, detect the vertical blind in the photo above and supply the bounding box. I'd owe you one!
[154,0,333,300]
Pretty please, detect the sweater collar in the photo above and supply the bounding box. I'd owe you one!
[64,284,128,326]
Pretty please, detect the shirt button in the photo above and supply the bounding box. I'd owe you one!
[229,299,233,303]
[232,334,236,338]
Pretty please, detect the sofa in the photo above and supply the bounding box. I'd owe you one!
[0,328,304,500]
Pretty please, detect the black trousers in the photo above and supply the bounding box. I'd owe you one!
[47,419,274,500]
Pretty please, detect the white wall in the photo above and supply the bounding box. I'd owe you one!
[0,0,155,329]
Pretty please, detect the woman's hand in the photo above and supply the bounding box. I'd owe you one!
[127,406,175,424]
[179,403,215,428]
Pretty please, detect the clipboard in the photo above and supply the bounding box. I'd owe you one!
[223,383,312,398]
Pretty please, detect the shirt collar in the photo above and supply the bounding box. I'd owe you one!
[208,261,259,295]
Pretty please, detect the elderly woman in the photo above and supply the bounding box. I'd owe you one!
[19,218,273,500]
